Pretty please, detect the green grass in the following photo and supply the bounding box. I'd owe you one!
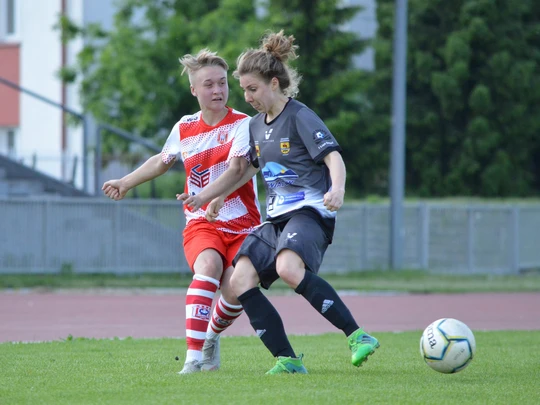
[2,270,540,293]
[2,332,539,404]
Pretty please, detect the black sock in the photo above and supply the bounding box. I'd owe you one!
[237,287,296,358]
[295,271,359,336]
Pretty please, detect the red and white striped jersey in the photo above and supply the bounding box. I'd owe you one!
[161,107,261,234]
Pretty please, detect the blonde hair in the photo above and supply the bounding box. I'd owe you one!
[233,30,302,98]
[179,49,229,85]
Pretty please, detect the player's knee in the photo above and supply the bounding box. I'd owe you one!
[193,251,223,280]
[276,251,305,288]
[230,257,258,296]
[276,265,304,289]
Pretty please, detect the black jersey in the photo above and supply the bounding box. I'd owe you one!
[249,98,342,221]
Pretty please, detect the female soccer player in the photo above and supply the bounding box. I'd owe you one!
[178,31,379,374]
[102,49,261,374]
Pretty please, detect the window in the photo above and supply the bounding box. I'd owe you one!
[0,0,18,41]
[6,0,15,35]
[0,127,17,158]
[7,128,16,157]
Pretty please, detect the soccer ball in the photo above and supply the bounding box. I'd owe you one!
[419,318,476,374]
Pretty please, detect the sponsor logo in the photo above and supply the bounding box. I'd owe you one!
[215,316,233,327]
[426,325,437,349]
[317,140,335,150]
[256,329,266,337]
[287,232,297,239]
[255,144,261,157]
[321,299,334,314]
[182,152,188,160]
[192,305,211,321]
[264,129,273,140]
[313,129,330,143]
[276,192,305,206]
[261,162,298,189]
[189,164,211,188]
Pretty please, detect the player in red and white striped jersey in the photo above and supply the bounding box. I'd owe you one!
[102,49,261,374]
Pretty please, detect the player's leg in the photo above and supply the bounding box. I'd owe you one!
[179,225,226,374]
[277,213,379,367]
[200,265,243,371]
[200,231,247,371]
[231,224,307,374]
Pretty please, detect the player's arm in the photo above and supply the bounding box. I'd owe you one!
[322,151,346,212]
[178,157,259,211]
[102,154,175,200]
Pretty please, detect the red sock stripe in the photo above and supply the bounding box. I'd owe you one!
[188,278,219,293]
[186,278,217,351]
[210,297,244,334]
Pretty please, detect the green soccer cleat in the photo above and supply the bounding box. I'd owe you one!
[266,354,308,375]
[348,328,380,367]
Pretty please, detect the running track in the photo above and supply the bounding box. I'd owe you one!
[1,291,539,342]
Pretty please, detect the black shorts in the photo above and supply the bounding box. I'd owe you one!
[233,211,331,289]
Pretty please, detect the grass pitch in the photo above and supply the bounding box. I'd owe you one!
[2,331,539,404]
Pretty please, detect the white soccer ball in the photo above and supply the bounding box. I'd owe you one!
[419,318,476,374]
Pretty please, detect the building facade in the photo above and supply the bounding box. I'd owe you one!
[0,0,114,193]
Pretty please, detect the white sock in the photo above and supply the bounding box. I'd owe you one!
[206,329,219,341]
[185,349,202,362]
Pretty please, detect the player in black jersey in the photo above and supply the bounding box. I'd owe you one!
[179,31,380,375]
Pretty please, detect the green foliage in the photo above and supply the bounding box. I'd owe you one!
[262,0,383,194]
[373,0,540,197]
[62,0,371,197]
[62,0,260,158]
[60,0,540,198]
[2,332,540,404]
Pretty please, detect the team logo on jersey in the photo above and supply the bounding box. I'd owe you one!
[313,129,330,143]
[192,304,211,321]
[182,152,188,160]
[217,131,228,145]
[280,138,290,155]
[189,164,211,188]
[255,144,261,157]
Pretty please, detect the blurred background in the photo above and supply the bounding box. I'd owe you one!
[0,0,539,276]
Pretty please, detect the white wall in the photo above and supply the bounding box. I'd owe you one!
[16,0,115,192]
[18,0,64,180]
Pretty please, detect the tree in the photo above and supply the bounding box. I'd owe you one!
[61,0,260,152]
[373,0,540,196]
[261,0,387,195]
[61,0,381,197]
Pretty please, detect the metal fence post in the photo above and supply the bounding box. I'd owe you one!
[360,204,367,270]
[419,203,430,269]
[113,203,120,269]
[467,207,475,273]
[95,126,102,195]
[41,200,50,271]
[510,207,520,273]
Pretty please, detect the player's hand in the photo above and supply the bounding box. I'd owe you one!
[176,193,204,211]
[102,179,129,201]
[206,196,225,222]
[323,188,345,212]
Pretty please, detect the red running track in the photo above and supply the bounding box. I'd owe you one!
[1,291,539,342]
